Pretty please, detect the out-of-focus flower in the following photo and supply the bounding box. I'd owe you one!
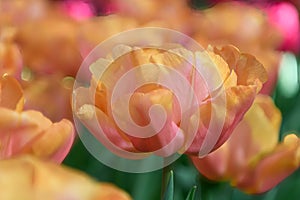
[0,0,89,77]
[0,155,132,200]
[0,0,49,28]
[0,28,22,78]
[0,75,74,163]
[74,44,267,157]
[78,15,138,57]
[206,1,300,53]
[111,0,193,32]
[191,95,300,194]
[91,0,117,15]
[264,2,300,53]
[21,74,74,122]
[15,13,82,76]
[190,2,282,94]
[58,0,95,21]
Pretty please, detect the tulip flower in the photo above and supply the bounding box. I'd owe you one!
[0,155,132,200]
[191,95,300,194]
[0,75,74,163]
[74,44,267,158]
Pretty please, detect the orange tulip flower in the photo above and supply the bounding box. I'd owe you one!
[0,155,132,200]
[0,75,74,163]
[74,44,267,157]
[191,95,300,194]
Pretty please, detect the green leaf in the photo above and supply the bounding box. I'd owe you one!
[163,170,174,200]
[185,186,197,200]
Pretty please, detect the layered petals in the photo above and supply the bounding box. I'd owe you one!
[0,76,74,163]
[191,95,300,194]
[74,44,266,158]
[0,156,131,200]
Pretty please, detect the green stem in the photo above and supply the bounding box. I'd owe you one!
[161,160,172,199]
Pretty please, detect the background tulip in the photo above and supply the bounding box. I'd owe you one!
[0,75,74,163]
[191,95,300,194]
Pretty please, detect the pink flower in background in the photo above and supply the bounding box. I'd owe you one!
[265,2,300,53]
[59,0,95,20]
[207,1,300,53]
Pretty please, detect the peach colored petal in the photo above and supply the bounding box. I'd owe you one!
[27,119,75,163]
[90,78,108,114]
[235,134,300,194]
[242,96,281,155]
[0,156,132,200]
[211,45,268,91]
[0,75,24,111]
[254,95,282,131]
[0,109,50,157]
[191,95,299,194]
[191,144,230,180]
[225,95,281,177]
[186,85,257,155]
[0,108,74,162]
[74,86,135,153]
[112,88,183,155]
[0,31,23,78]
[76,104,137,156]
[191,94,279,166]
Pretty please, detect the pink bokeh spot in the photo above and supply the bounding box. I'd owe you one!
[265,2,300,53]
[60,0,95,20]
